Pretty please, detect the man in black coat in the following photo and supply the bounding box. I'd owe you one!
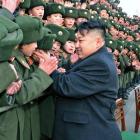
[51,20,122,140]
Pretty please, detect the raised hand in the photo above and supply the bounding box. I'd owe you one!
[34,50,58,75]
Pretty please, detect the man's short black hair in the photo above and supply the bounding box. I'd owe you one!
[76,20,106,37]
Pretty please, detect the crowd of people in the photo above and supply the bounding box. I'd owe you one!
[0,0,140,140]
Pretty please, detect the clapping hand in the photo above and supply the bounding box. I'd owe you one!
[34,50,58,75]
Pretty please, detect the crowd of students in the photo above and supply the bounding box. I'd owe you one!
[0,0,140,140]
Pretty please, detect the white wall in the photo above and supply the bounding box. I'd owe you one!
[119,0,140,17]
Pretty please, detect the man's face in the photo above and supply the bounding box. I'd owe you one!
[64,17,75,28]
[76,29,104,59]
[21,42,38,57]
[64,41,75,54]
[29,6,44,19]
[47,13,63,26]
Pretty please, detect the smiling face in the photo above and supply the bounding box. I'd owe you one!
[75,29,105,59]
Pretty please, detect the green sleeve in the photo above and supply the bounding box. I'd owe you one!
[15,68,53,105]
[0,62,17,93]
[0,8,15,20]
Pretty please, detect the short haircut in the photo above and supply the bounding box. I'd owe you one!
[76,20,106,39]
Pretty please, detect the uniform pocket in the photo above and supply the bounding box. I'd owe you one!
[63,111,89,124]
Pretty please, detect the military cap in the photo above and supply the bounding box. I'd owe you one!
[71,0,80,2]
[109,20,120,29]
[109,12,115,17]
[90,13,99,20]
[107,10,112,16]
[105,32,112,39]
[38,27,56,50]
[44,3,65,17]
[118,7,122,12]
[64,7,78,19]
[129,31,136,38]
[105,37,117,51]
[115,13,121,18]
[100,4,108,11]
[0,16,23,61]
[29,0,45,9]
[46,24,69,45]
[116,40,124,52]
[89,3,100,13]
[118,25,125,31]
[126,42,135,51]
[20,0,31,9]
[105,21,112,29]
[15,16,44,44]
[124,28,130,34]
[114,0,120,4]
[65,28,76,42]
[78,9,90,20]
[132,43,139,53]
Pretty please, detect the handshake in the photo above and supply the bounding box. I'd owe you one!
[33,50,58,75]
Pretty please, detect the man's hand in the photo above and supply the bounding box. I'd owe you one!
[6,80,22,95]
[57,67,66,73]
[34,50,58,75]
[117,68,121,75]
[39,57,58,75]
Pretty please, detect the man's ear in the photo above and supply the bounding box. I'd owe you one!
[96,37,101,48]
[96,37,105,48]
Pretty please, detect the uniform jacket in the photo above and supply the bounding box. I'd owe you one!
[51,47,122,140]
[0,62,17,94]
[0,50,53,140]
